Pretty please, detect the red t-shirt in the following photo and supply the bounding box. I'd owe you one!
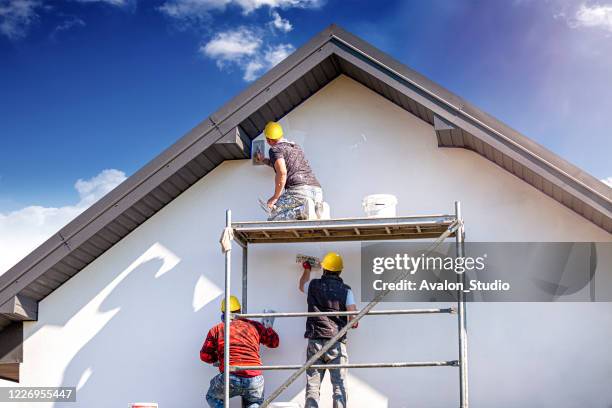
[200,318,279,377]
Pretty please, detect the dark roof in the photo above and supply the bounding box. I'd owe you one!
[1,24,610,334]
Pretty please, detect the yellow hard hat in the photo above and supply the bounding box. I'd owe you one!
[264,121,283,140]
[321,252,343,272]
[221,295,241,312]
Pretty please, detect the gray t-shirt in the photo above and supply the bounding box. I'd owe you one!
[269,141,320,189]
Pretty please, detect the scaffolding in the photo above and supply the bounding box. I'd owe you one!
[221,202,468,407]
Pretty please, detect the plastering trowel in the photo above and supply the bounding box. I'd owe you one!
[296,254,321,269]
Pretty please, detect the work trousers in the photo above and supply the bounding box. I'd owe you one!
[304,339,348,408]
[206,373,264,408]
[268,185,323,221]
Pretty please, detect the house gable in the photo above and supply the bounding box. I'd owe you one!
[0,24,610,346]
[11,77,612,404]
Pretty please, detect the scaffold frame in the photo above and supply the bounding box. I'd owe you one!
[221,201,468,407]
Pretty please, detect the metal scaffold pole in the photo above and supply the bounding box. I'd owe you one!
[242,245,248,313]
[223,209,232,408]
[455,201,469,407]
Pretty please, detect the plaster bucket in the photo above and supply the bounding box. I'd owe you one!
[362,194,398,218]
[130,404,158,408]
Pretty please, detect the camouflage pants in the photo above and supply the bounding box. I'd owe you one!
[304,339,348,408]
[268,185,323,221]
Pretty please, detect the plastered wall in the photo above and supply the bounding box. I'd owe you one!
[14,75,612,407]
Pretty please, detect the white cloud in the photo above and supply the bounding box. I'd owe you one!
[236,0,321,13]
[201,26,262,66]
[73,0,130,5]
[159,0,321,19]
[567,3,612,32]
[200,27,293,81]
[0,0,41,40]
[263,42,293,65]
[243,43,294,80]
[161,0,317,80]
[270,9,291,32]
[243,58,264,81]
[601,177,612,187]
[51,16,85,38]
[0,169,126,275]
[159,0,228,18]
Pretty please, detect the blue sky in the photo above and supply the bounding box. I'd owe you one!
[0,0,611,270]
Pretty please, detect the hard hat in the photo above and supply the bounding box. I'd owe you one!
[221,295,241,312]
[321,252,343,272]
[264,121,283,140]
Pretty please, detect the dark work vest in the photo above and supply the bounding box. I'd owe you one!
[305,274,351,341]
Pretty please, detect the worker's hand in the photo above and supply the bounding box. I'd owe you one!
[267,197,278,209]
[351,321,359,329]
[302,261,312,270]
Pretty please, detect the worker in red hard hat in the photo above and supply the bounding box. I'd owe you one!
[200,296,279,408]
[255,121,323,221]
[298,252,358,408]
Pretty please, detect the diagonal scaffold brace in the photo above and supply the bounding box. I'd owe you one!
[259,218,462,408]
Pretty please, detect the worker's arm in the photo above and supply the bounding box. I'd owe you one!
[267,158,287,209]
[254,321,280,349]
[346,290,359,329]
[299,261,312,293]
[199,330,219,364]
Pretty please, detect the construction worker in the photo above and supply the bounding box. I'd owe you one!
[298,252,358,408]
[200,295,279,408]
[255,121,323,221]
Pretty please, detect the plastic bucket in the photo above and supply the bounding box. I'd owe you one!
[130,404,158,408]
[362,194,398,218]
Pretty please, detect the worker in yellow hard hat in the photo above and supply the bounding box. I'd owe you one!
[254,121,324,221]
[298,252,358,408]
[200,295,280,407]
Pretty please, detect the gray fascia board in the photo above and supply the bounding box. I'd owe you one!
[0,121,227,307]
[215,127,250,159]
[0,322,23,364]
[209,25,334,130]
[459,102,612,200]
[0,295,37,321]
[433,114,456,131]
[0,234,66,293]
[0,117,217,291]
[329,26,468,112]
[213,42,337,136]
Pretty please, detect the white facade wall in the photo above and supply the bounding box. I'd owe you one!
[13,75,612,407]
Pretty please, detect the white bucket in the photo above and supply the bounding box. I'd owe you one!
[362,194,398,218]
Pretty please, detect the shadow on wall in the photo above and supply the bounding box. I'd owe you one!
[44,244,224,407]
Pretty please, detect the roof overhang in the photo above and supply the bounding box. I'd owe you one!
[0,24,610,341]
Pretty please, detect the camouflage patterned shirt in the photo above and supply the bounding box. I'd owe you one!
[269,141,321,189]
